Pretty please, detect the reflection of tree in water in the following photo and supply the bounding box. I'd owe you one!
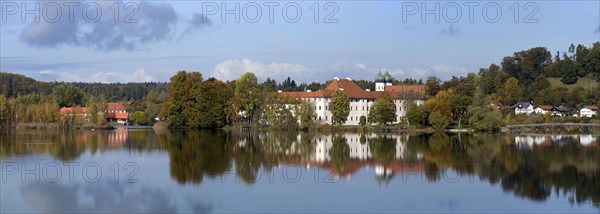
[368,136,396,166]
[329,134,349,172]
[417,133,472,176]
[234,133,262,184]
[369,136,397,185]
[0,130,88,161]
[411,133,600,206]
[497,150,551,202]
[496,144,600,205]
[160,130,233,184]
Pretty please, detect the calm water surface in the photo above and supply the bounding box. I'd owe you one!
[1,129,599,213]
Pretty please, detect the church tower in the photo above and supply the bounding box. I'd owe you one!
[375,71,385,91]
[375,71,394,91]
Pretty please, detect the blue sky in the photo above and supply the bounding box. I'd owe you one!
[1,0,599,83]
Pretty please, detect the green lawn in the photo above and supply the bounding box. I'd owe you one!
[547,77,599,90]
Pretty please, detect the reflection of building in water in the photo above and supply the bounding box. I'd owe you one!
[303,134,424,179]
[515,134,600,147]
[579,135,598,146]
[108,129,128,147]
[514,135,550,147]
[313,133,408,162]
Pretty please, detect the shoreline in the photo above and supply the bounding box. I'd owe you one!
[5,122,600,134]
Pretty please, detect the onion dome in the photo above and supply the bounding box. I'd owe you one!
[375,71,384,82]
[383,71,393,82]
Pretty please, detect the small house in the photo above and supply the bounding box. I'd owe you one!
[106,102,130,125]
[512,101,534,115]
[552,106,570,117]
[580,106,598,117]
[534,105,553,115]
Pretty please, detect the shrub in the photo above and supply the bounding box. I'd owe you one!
[359,116,367,126]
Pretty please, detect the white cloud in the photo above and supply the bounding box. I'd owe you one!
[36,69,156,83]
[89,69,156,83]
[355,63,366,70]
[212,58,308,81]
[431,64,468,74]
[209,59,471,83]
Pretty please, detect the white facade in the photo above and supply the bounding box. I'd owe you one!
[307,98,424,125]
[580,107,597,118]
[533,107,550,115]
[375,82,392,92]
[514,102,534,115]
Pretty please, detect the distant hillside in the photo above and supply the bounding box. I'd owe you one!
[0,72,54,97]
[547,77,599,90]
[1,72,167,102]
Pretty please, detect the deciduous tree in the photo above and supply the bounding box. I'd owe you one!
[368,93,397,125]
[235,72,260,123]
[329,90,350,125]
[428,111,449,131]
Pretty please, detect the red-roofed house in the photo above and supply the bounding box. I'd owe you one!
[106,102,130,125]
[534,105,553,115]
[279,74,425,125]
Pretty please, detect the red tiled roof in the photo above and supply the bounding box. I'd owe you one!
[107,102,128,111]
[384,85,426,93]
[59,107,88,114]
[107,112,129,119]
[280,79,424,100]
[585,106,598,110]
[279,89,332,98]
[538,105,553,110]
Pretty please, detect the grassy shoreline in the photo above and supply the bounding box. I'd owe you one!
[6,122,600,134]
[8,122,115,130]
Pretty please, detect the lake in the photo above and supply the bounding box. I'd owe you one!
[1,129,599,213]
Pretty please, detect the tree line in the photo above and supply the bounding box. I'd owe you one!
[0,73,167,126]
[2,42,598,129]
[1,72,167,102]
[412,43,600,131]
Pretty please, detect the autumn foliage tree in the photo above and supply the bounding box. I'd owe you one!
[504,77,521,105]
[235,72,261,123]
[161,71,233,129]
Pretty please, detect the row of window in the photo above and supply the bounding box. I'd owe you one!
[316,105,405,112]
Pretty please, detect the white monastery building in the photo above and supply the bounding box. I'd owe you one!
[279,72,425,125]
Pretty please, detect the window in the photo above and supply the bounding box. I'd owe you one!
[318,116,321,121]
[319,106,321,110]
[325,116,328,121]
[399,107,402,111]
[362,106,365,111]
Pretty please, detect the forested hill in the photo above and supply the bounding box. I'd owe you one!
[0,72,167,102]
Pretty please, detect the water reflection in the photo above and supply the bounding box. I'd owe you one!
[18,181,212,213]
[1,129,599,211]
